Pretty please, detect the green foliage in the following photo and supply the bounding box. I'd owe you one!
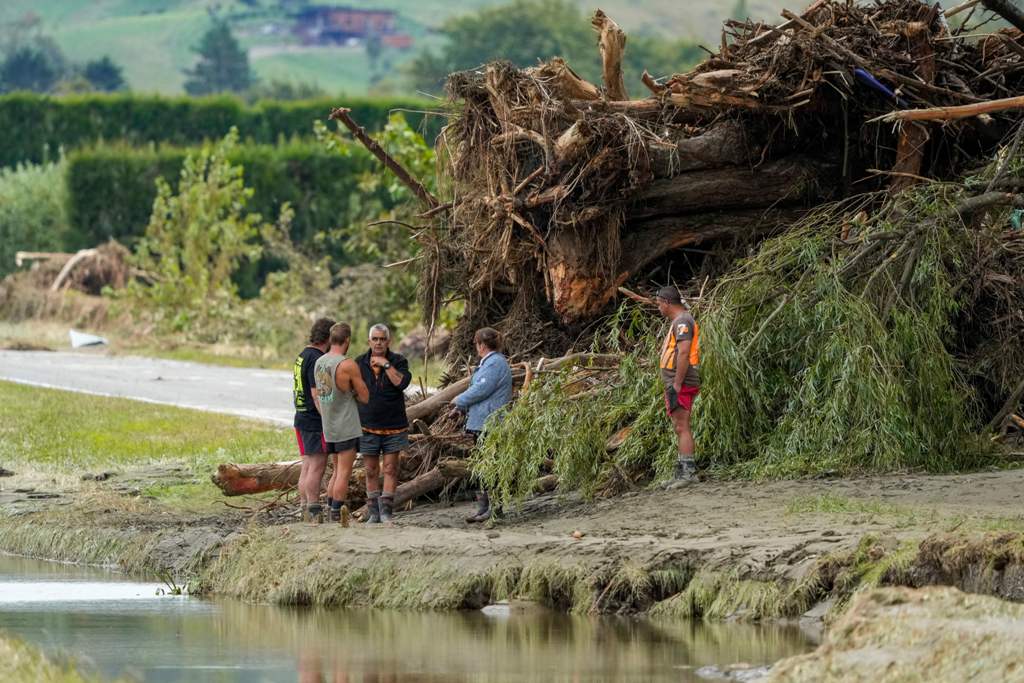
[407,0,701,94]
[0,46,60,93]
[63,138,384,260]
[312,113,438,336]
[183,17,254,95]
[0,92,438,168]
[121,128,275,336]
[82,55,125,92]
[696,187,988,478]
[472,304,675,508]
[0,159,69,278]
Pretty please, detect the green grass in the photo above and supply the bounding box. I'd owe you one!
[0,379,292,473]
[785,493,1024,534]
[785,493,909,517]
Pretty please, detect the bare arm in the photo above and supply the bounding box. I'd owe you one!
[344,359,370,404]
[383,365,404,387]
[372,355,412,390]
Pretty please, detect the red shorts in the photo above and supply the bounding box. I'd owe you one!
[665,385,700,414]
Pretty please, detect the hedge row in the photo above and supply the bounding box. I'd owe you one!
[65,141,386,252]
[0,92,441,167]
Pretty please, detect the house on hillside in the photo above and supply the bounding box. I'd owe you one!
[293,6,413,49]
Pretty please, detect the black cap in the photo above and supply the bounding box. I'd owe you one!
[655,286,682,304]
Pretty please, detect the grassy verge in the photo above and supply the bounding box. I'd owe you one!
[0,379,292,471]
[0,632,109,683]
[0,379,292,509]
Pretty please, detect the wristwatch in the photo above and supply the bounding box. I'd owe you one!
[383,362,391,370]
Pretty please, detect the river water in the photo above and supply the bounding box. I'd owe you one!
[0,554,816,682]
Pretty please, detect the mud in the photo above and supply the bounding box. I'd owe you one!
[2,466,1024,619]
[767,586,1024,682]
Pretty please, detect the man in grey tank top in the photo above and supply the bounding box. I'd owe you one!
[313,323,369,524]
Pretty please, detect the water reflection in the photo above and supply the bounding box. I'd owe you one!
[0,555,814,682]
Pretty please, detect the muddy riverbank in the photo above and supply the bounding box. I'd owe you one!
[2,466,1023,622]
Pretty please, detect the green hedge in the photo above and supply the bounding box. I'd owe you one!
[65,141,385,252]
[0,92,440,167]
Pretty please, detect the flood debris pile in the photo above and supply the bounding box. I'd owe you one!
[424,0,1024,360]
[410,0,1024,493]
[0,240,130,328]
[221,1,1024,510]
[211,352,620,515]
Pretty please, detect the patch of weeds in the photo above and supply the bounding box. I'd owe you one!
[829,535,919,615]
[141,481,224,512]
[785,493,929,528]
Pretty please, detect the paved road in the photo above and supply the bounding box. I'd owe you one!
[0,350,293,426]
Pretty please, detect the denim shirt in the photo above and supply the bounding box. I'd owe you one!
[453,351,513,432]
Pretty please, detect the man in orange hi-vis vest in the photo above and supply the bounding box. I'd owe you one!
[655,285,700,483]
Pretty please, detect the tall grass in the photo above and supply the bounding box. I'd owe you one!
[474,180,1001,505]
[697,187,988,478]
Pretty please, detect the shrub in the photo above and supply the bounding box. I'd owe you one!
[120,129,275,337]
[0,159,69,278]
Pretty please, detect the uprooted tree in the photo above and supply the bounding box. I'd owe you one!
[217,0,1024,510]
[414,0,1024,359]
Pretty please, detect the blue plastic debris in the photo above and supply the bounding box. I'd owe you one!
[854,68,909,108]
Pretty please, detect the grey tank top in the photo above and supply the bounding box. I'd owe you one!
[313,353,362,443]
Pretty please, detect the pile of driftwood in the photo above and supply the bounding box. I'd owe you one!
[211,353,618,514]
[370,0,1024,358]
[13,241,132,295]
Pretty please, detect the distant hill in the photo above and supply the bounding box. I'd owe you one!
[1,0,793,96]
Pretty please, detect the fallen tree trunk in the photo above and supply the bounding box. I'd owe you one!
[353,458,471,519]
[212,452,425,501]
[408,352,621,422]
[212,461,301,496]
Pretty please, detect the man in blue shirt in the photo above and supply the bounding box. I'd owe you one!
[453,327,513,523]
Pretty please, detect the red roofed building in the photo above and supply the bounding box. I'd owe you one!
[294,6,411,48]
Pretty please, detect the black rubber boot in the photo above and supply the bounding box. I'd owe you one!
[380,495,395,525]
[466,491,491,523]
[307,503,324,524]
[364,493,381,524]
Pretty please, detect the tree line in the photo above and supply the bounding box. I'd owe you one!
[2,1,704,98]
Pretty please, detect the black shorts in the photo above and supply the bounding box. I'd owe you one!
[295,428,327,456]
[327,437,360,454]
